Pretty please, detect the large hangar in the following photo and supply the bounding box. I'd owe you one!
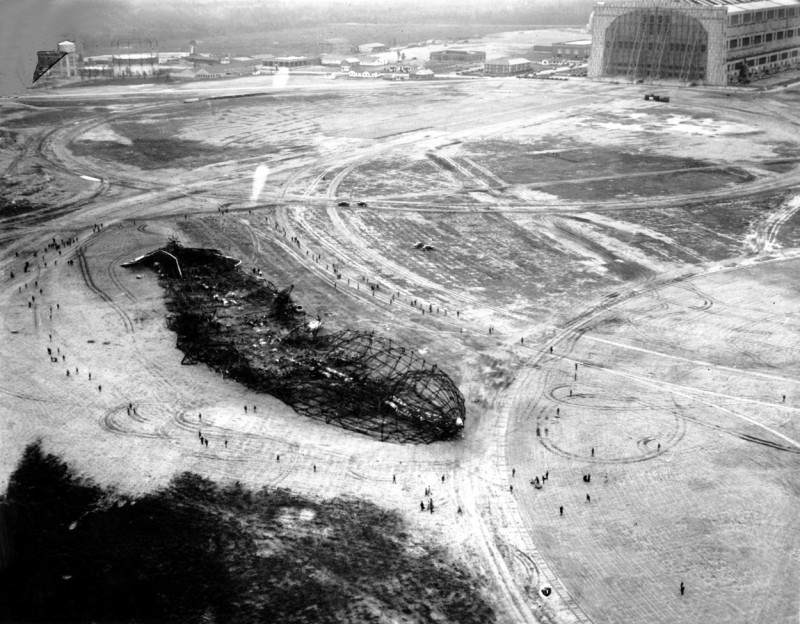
[588,0,800,85]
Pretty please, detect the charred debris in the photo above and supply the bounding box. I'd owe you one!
[123,241,465,443]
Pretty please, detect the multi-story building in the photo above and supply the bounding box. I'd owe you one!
[587,0,800,85]
[429,49,487,63]
[484,57,533,76]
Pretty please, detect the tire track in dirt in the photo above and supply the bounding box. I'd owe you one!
[500,248,800,622]
[99,406,166,439]
[323,164,529,319]
[459,478,543,624]
[751,193,800,253]
[76,246,134,334]
[108,250,140,303]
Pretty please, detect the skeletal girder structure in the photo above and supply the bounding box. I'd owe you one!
[125,243,465,443]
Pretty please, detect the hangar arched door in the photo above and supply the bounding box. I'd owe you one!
[602,9,708,82]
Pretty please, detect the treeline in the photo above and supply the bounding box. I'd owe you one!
[0,441,495,623]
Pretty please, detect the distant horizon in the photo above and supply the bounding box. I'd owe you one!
[0,0,592,96]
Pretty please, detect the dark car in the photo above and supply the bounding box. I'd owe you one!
[356,201,368,207]
[337,201,350,207]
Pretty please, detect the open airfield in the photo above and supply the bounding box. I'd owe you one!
[1,71,800,623]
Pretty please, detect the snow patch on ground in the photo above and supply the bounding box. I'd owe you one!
[577,113,760,137]
[78,124,133,145]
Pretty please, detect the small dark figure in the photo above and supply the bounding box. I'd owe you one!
[510,485,513,493]
[244,405,247,413]
[199,413,202,420]
[420,501,425,511]
[89,373,91,380]
[393,474,396,484]
[313,465,316,472]
[205,439,209,447]
[512,468,516,477]
[253,405,256,413]
[276,454,280,462]
[545,471,549,479]
[457,506,462,514]
[66,370,70,377]
[680,582,685,596]
[550,346,553,353]
[560,506,564,516]
[657,443,661,451]
[783,395,786,403]
[224,440,228,448]
[586,494,591,502]
[98,385,101,392]
[441,474,445,483]
[591,447,594,457]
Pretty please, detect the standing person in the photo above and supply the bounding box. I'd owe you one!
[393,474,396,484]
[560,506,564,516]
[680,582,685,596]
